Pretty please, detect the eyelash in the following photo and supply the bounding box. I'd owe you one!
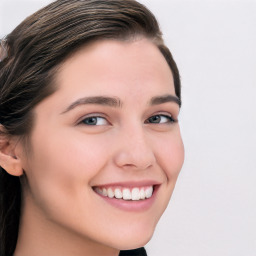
[80,116,108,126]
[79,114,176,126]
[145,114,176,124]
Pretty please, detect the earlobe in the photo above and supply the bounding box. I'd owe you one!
[0,128,24,176]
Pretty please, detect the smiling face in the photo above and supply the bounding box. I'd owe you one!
[16,38,184,255]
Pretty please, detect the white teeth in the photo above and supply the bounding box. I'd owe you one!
[107,188,114,198]
[145,186,153,198]
[139,189,146,200]
[95,187,102,195]
[131,188,140,200]
[95,186,154,200]
[102,188,108,196]
[123,189,132,200]
[114,188,122,199]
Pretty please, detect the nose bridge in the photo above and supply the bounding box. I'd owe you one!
[113,122,156,170]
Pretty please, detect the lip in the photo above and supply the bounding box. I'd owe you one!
[92,182,160,212]
[93,180,161,188]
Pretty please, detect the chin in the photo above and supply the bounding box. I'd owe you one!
[119,236,152,251]
[116,237,152,251]
[111,223,155,251]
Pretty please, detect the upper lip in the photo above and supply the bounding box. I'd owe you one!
[92,180,161,188]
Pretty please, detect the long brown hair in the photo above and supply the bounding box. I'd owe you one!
[0,1,181,255]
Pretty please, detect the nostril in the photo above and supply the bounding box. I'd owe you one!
[115,157,155,170]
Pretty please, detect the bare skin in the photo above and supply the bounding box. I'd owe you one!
[1,38,184,256]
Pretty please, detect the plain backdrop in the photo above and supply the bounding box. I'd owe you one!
[0,0,255,255]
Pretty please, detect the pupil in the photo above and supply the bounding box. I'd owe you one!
[150,115,160,123]
[86,117,97,125]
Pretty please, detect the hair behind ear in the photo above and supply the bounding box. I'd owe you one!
[0,168,21,256]
[0,126,22,256]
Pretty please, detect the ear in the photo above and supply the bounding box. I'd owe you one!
[0,126,24,176]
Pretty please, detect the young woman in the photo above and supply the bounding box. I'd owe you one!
[0,0,184,255]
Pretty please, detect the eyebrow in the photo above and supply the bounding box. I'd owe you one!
[150,94,181,107]
[61,94,181,114]
[61,96,122,114]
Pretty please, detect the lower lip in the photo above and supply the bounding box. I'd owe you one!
[94,186,159,212]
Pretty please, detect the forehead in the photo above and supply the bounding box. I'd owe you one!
[55,38,175,96]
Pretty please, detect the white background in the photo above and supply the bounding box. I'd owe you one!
[0,0,255,255]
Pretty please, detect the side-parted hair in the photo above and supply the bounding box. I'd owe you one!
[0,1,181,255]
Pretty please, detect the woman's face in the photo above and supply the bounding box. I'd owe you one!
[19,38,184,251]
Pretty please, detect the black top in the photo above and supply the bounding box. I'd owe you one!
[119,247,147,256]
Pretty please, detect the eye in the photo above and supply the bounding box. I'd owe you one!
[146,114,175,124]
[80,116,108,126]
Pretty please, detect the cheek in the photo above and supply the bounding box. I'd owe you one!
[30,127,109,175]
[24,129,110,207]
[153,130,184,214]
[155,129,184,180]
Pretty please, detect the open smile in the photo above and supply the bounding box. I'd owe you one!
[94,185,154,201]
[93,183,160,211]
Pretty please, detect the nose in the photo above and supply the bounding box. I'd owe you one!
[113,126,156,170]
